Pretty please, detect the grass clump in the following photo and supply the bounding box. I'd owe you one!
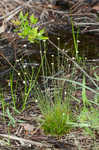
[41,101,73,136]
[36,86,74,136]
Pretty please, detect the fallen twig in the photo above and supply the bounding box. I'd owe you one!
[0,134,50,147]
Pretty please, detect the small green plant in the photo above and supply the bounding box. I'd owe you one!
[12,11,48,43]
[41,101,73,136]
[78,107,99,137]
[71,18,82,63]
[9,61,39,111]
[36,86,73,136]
[77,76,99,137]
[21,67,36,111]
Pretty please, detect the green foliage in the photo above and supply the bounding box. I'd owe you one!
[77,76,99,137]
[6,107,16,127]
[6,107,22,127]
[82,76,90,107]
[21,68,36,111]
[71,18,82,62]
[41,101,73,136]
[12,11,48,43]
[36,86,74,136]
[78,107,99,137]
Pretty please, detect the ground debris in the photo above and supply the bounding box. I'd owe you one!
[0,0,99,35]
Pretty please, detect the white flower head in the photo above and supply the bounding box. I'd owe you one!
[16,59,20,63]
[23,80,25,84]
[72,57,75,60]
[77,40,80,43]
[18,72,21,76]
[51,63,54,65]
[51,54,54,57]
[43,40,46,42]
[23,65,26,68]
[35,99,38,103]
[23,44,27,48]
[57,37,60,40]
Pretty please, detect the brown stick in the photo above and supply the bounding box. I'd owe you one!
[0,51,18,73]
